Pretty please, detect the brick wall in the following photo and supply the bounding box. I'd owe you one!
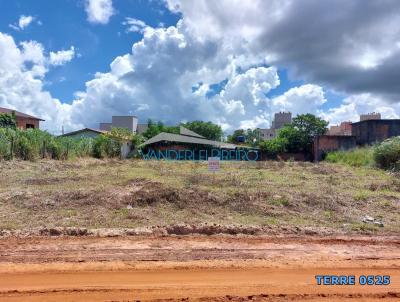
[16,117,40,129]
[313,135,357,161]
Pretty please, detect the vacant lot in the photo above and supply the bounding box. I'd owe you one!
[0,159,399,234]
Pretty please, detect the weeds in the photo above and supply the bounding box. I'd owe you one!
[325,147,374,167]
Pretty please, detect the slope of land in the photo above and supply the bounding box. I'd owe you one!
[0,159,399,234]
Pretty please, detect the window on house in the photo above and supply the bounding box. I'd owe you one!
[26,124,35,129]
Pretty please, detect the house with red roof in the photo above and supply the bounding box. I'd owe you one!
[0,107,44,130]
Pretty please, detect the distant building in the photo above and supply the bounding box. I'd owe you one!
[258,111,292,141]
[136,123,148,134]
[327,121,352,136]
[0,107,44,130]
[258,128,277,140]
[271,112,292,129]
[360,112,381,121]
[99,122,112,131]
[100,116,148,134]
[352,119,400,145]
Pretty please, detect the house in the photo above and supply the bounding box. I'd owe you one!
[0,107,44,129]
[60,128,106,139]
[61,127,133,159]
[140,126,258,160]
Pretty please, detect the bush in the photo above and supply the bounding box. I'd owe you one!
[92,134,121,158]
[259,137,288,158]
[373,137,400,170]
[325,147,374,167]
[0,112,16,129]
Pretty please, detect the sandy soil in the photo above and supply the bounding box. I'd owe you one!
[0,235,399,301]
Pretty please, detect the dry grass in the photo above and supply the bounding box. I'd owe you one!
[0,159,399,234]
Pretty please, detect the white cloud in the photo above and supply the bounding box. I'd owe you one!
[65,22,286,132]
[19,15,34,29]
[85,0,115,24]
[272,84,327,115]
[0,33,82,133]
[9,15,36,31]
[49,46,75,66]
[123,18,147,33]
[2,3,399,136]
[166,0,400,104]
[321,94,400,125]
[0,33,78,133]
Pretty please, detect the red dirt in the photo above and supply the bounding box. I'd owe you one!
[0,235,398,301]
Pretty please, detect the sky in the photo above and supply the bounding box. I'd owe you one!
[0,0,399,134]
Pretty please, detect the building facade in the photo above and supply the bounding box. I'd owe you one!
[271,112,292,129]
[257,112,292,141]
[327,121,352,136]
[0,107,44,130]
[99,116,148,134]
[360,112,381,121]
[351,119,400,145]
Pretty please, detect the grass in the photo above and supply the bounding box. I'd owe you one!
[0,158,399,234]
[325,147,374,167]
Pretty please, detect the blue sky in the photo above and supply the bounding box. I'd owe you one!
[0,0,399,134]
[0,0,180,102]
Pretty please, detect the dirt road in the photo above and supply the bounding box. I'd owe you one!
[0,235,398,301]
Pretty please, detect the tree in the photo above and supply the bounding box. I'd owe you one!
[0,112,17,129]
[142,119,179,139]
[291,113,328,139]
[278,114,328,154]
[181,121,223,141]
[245,128,262,146]
[227,129,246,143]
[259,137,288,158]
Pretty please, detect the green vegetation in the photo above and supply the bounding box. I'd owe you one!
[0,127,141,161]
[325,147,374,167]
[325,137,400,171]
[260,114,328,156]
[259,137,287,158]
[227,128,261,146]
[181,120,223,141]
[0,112,17,129]
[142,119,224,141]
[0,128,94,160]
[373,137,400,171]
[142,120,179,140]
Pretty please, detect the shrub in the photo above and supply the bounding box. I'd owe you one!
[93,134,121,158]
[373,137,400,170]
[325,147,374,167]
[259,137,288,158]
[0,112,16,129]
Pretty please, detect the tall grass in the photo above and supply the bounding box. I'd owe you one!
[0,128,125,161]
[325,147,374,167]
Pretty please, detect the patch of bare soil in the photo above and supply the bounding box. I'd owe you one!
[0,235,398,301]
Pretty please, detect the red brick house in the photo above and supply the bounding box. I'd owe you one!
[0,107,44,129]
